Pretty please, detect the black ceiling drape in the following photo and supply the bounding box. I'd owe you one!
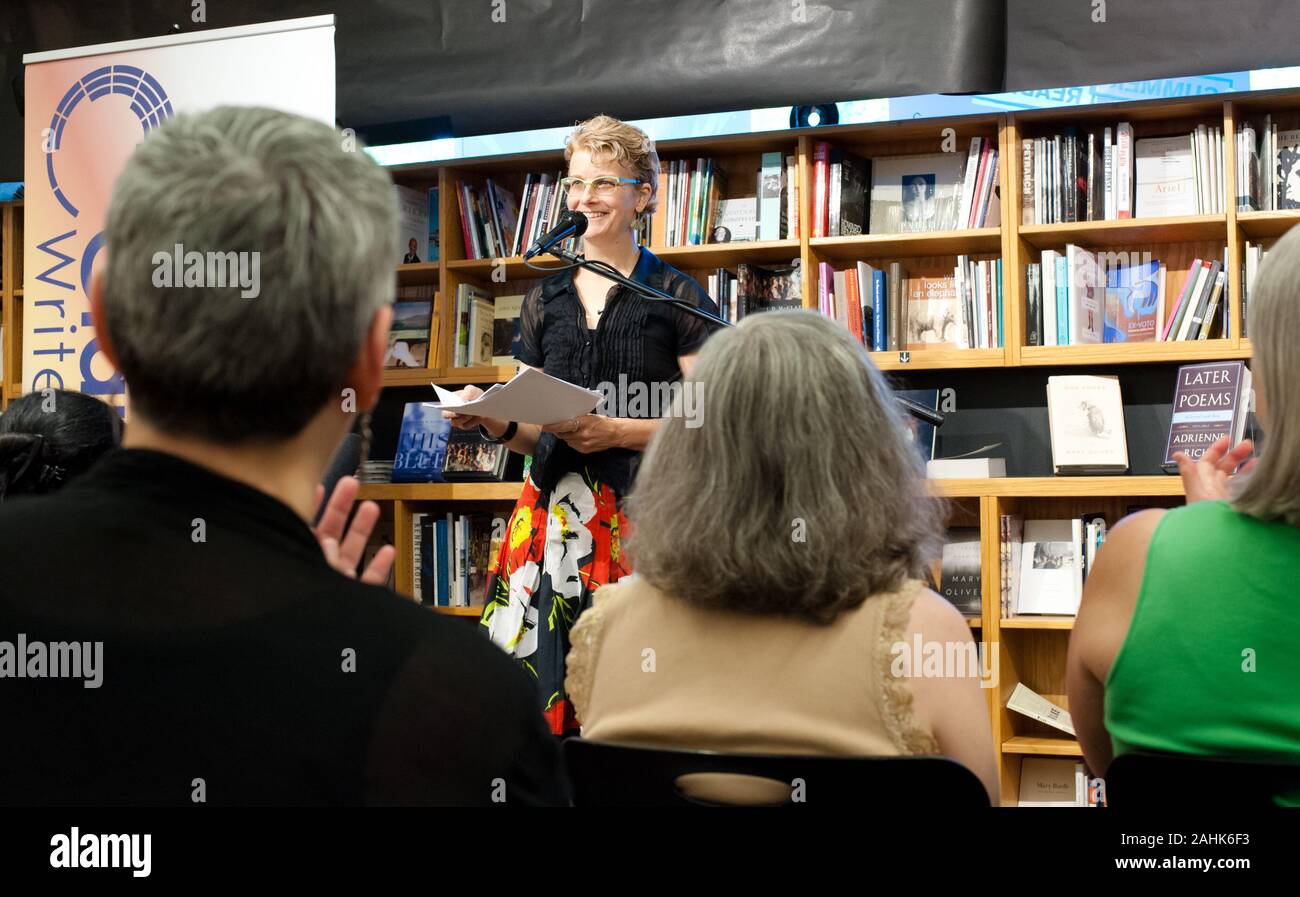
[3,1,1300,181]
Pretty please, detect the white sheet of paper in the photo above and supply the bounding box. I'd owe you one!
[425,367,603,425]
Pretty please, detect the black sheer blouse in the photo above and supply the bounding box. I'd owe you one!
[516,247,721,497]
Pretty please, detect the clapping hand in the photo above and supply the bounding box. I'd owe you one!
[313,475,395,585]
[1173,435,1256,504]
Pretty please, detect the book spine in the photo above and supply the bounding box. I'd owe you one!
[1042,250,1057,346]
[1022,138,1036,225]
[1116,122,1133,218]
[959,137,982,230]
[872,269,886,351]
[1055,253,1069,346]
[1103,127,1114,220]
[887,262,903,351]
[846,267,863,345]
[813,142,829,239]
[1162,258,1200,341]
[786,154,799,239]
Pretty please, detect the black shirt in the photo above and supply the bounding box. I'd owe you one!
[517,247,721,496]
[0,448,567,806]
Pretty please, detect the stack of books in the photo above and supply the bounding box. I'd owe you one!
[358,461,393,485]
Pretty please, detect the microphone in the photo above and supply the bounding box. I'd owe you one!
[523,209,589,260]
[314,421,366,526]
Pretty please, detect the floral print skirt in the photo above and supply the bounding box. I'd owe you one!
[479,468,632,735]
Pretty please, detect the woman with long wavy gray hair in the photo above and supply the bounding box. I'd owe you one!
[565,309,998,804]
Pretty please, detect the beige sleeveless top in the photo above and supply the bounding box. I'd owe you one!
[566,575,939,757]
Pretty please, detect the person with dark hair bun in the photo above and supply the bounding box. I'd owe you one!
[0,390,122,500]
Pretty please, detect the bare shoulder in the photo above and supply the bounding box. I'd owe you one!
[1082,508,1166,608]
[907,584,974,641]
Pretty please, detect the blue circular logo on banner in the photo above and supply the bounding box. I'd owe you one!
[45,65,173,218]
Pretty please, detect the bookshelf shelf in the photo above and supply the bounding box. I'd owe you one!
[1236,210,1300,240]
[655,239,803,268]
[431,365,518,385]
[981,475,1182,498]
[446,255,569,280]
[1018,339,1248,367]
[1017,214,1226,250]
[359,482,524,502]
[869,347,1004,371]
[1001,735,1082,757]
[382,365,518,388]
[1000,616,1075,630]
[811,228,1001,260]
[382,367,437,388]
[432,606,483,618]
[396,261,440,285]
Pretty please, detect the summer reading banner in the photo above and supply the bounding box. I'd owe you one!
[22,16,336,412]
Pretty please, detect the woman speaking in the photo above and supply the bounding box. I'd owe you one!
[443,115,720,735]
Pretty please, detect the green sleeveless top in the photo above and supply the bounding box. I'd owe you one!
[1106,500,1300,772]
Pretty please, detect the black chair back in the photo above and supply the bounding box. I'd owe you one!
[562,738,989,806]
[1106,751,1300,808]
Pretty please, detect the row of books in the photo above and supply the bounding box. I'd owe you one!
[705,261,803,322]
[657,154,797,246]
[1241,240,1271,337]
[411,511,500,607]
[812,137,1001,238]
[391,402,522,484]
[1024,247,1228,347]
[452,284,524,368]
[396,185,439,265]
[999,512,1107,617]
[819,258,1005,352]
[457,172,574,260]
[1022,123,1227,222]
[1235,115,1300,211]
[385,286,437,369]
[928,363,1249,483]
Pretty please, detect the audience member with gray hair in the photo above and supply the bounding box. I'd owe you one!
[0,106,566,806]
[565,310,999,805]
[1069,224,1300,782]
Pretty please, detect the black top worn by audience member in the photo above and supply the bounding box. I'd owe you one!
[0,449,567,806]
[518,247,720,495]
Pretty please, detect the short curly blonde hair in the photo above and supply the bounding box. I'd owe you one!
[564,114,659,218]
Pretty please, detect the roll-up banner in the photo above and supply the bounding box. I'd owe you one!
[21,15,336,409]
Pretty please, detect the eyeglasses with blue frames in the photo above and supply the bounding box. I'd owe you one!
[559,175,641,196]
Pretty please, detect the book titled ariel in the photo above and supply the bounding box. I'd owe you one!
[1162,361,1253,466]
[392,402,452,483]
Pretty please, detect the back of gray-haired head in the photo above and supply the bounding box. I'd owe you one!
[103,105,397,441]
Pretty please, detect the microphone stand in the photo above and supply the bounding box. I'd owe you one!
[539,245,945,428]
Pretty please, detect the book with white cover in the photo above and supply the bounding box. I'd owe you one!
[868,152,966,234]
[1017,520,1081,615]
[1135,135,1196,217]
[1046,375,1129,474]
[1066,244,1104,344]
[1007,682,1076,736]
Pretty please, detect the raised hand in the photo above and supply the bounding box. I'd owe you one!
[312,475,395,585]
[1173,435,1256,504]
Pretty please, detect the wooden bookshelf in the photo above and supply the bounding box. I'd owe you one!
[8,88,1296,803]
